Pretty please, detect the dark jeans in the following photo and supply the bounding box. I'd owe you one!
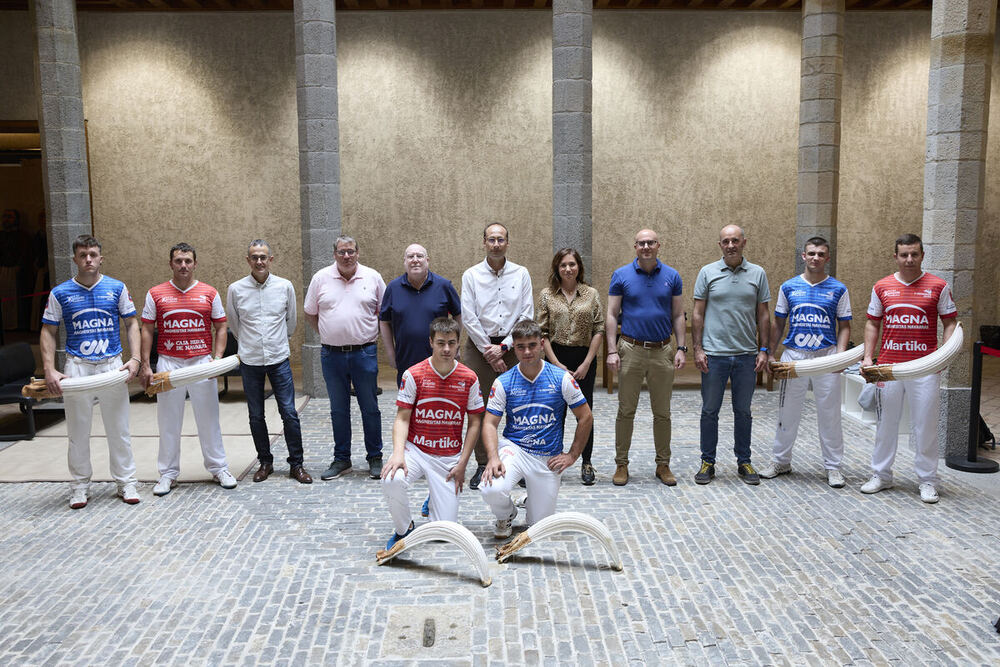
[320,343,383,463]
[550,342,596,463]
[699,353,756,465]
[240,358,304,467]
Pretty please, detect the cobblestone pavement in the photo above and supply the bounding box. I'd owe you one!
[1,388,999,665]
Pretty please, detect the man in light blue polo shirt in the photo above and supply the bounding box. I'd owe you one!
[692,225,770,486]
[606,229,686,487]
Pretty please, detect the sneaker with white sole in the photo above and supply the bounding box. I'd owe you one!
[827,469,846,488]
[919,482,939,504]
[153,476,177,497]
[860,475,893,494]
[118,483,141,504]
[214,470,238,489]
[494,507,517,538]
[757,462,791,479]
[421,496,430,518]
[69,488,88,510]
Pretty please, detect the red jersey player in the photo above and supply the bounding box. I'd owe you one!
[381,317,484,549]
[862,233,957,504]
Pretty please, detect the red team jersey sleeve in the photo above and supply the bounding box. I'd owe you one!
[867,273,956,364]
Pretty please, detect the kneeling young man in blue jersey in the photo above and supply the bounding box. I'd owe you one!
[41,235,142,509]
[760,237,852,487]
[480,319,593,538]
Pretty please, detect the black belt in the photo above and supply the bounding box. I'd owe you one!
[489,335,507,345]
[323,342,376,352]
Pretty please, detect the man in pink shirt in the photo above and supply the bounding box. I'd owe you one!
[304,236,387,481]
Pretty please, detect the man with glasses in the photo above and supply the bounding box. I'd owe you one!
[227,240,312,485]
[606,229,686,487]
[460,223,533,489]
[379,243,462,388]
[304,236,386,481]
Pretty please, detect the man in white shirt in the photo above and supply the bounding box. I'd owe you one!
[460,223,533,489]
[227,239,311,485]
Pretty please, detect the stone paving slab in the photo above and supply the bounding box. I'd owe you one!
[0,388,998,665]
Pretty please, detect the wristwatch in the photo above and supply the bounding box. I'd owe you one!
[500,344,509,352]
[677,346,688,352]
[759,346,769,353]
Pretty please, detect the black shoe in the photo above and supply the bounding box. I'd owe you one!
[694,460,715,485]
[581,463,596,486]
[469,465,486,490]
[737,462,760,486]
[369,457,383,480]
[320,460,352,480]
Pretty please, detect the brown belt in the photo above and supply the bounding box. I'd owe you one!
[620,334,671,349]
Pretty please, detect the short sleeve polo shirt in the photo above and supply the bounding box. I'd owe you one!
[608,259,682,342]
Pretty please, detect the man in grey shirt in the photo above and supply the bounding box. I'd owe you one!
[691,225,770,486]
[227,239,312,484]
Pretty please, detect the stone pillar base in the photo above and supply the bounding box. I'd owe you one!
[301,343,326,398]
[938,385,971,458]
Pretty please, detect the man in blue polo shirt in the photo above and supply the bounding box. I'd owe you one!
[379,243,462,387]
[40,235,142,510]
[605,229,686,487]
[692,224,771,486]
[480,319,592,537]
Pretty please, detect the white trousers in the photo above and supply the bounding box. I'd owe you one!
[873,373,940,484]
[63,355,137,491]
[155,354,228,479]
[382,443,461,535]
[771,347,844,469]
[481,442,561,526]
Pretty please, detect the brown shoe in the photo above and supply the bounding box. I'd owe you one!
[655,464,677,486]
[290,466,313,484]
[253,463,273,483]
[612,464,629,486]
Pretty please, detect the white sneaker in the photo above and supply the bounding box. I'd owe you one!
[919,483,939,504]
[860,475,893,494]
[69,488,88,510]
[215,470,237,489]
[118,483,141,505]
[757,462,791,479]
[827,469,846,488]
[153,476,177,497]
[494,507,517,539]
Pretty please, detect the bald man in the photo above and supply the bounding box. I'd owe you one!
[379,243,462,387]
[692,225,771,486]
[606,229,686,487]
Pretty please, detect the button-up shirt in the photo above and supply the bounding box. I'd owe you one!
[303,263,385,346]
[537,284,604,347]
[226,273,297,366]
[461,258,533,352]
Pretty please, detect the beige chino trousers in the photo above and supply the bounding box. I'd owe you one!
[615,338,674,466]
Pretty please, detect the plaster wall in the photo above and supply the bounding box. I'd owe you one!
[6,9,994,367]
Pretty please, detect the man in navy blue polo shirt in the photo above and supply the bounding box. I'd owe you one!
[379,243,462,387]
[605,229,686,487]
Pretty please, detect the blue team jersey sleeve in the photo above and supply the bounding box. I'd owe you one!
[561,372,586,409]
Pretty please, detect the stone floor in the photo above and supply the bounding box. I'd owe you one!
[1,386,998,665]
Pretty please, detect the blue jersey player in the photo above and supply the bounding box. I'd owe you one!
[759,237,852,488]
[480,319,593,538]
[41,235,142,509]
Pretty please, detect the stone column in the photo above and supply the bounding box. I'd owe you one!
[796,0,843,274]
[552,0,592,271]
[31,0,92,287]
[294,0,341,397]
[922,0,996,456]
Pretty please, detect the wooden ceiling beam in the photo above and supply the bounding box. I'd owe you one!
[146,0,169,9]
[718,0,735,7]
[533,0,547,7]
[179,0,202,8]
[748,0,768,7]
[626,0,642,7]
[778,0,798,7]
[374,0,388,7]
[687,0,703,7]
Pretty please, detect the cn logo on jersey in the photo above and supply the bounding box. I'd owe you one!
[79,339,110,356]
[793,333,825,348]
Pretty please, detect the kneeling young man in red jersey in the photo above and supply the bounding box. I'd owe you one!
[381,317,485,549]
